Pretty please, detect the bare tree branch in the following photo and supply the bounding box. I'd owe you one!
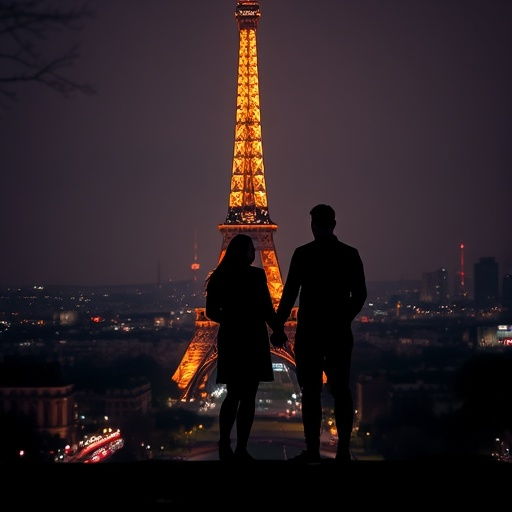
[0,0,96,108]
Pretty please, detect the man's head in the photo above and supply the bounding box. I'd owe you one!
[310,204,336,237]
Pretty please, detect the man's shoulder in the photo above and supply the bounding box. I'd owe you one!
[337,240,360,253]
[295,237,360,254]
[295,240,316,251]
[291,240,315,258]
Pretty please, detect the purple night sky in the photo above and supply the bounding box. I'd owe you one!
[1,0,511,289]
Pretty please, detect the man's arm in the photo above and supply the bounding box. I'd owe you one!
[347,250,367,321]
[276,250,302,324]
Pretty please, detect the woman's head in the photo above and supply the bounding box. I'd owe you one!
[205,234,255,288]
[222,234,255,267]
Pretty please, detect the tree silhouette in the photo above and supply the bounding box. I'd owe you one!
[0,0,95,107]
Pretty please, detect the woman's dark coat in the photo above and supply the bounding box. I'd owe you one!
[206,265,278,384]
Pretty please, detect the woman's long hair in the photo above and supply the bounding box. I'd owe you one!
[205,234,255,290]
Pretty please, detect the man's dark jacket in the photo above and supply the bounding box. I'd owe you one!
[276,234,367,336]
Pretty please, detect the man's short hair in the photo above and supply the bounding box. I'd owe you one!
[310,204,336,227]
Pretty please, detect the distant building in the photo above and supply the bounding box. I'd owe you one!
[420,268,448,304]
[356,372,390,426]
[502,273,512,309]
[474,257,499,306]
[75,377,152,423]
[0,358,77,449]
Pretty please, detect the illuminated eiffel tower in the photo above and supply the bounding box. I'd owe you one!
[171,0,296,401]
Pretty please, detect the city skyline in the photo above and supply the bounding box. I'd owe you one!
[0,249,503,295]
[1,0,511,287]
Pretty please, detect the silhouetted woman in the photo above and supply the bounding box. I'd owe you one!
[205,234,286,462]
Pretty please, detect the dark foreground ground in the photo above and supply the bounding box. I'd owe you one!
[5,455,512,509]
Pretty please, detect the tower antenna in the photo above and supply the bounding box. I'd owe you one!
[458,243,467,299]
[191,230,200,282]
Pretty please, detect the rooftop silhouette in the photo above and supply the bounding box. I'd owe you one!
[4,456,511,508]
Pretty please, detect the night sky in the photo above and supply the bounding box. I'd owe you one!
[1,0,511,289]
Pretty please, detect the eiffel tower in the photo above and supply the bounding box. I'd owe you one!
[171,0,297,401]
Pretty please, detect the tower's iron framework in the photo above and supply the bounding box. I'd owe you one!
[171,1,296,401]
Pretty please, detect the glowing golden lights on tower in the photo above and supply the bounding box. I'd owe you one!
[226,0,269,225]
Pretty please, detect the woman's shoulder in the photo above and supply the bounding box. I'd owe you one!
[248,266,266,278]
[239,266,266,286]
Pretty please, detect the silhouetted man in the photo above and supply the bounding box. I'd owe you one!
[273,204,367,463]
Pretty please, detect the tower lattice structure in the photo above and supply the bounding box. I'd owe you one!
[171,1,296,401]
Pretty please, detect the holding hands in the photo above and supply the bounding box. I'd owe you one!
[270,328,288,348]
